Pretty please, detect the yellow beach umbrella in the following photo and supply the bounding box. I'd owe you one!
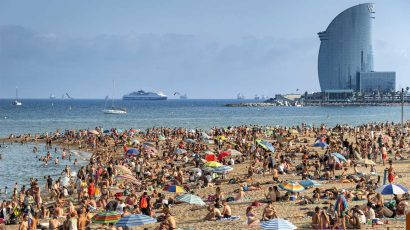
[204,161,222,167]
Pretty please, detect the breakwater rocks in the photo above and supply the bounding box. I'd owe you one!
[225,102,275,107]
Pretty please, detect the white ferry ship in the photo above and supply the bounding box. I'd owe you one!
[123,90,167,100]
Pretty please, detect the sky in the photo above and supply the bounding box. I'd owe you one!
[0,0,409,99]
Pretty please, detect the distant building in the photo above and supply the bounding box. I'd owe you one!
[318,3,395,92]
[357,72,396,92]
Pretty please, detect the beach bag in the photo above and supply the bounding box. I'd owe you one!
[140,196,148,209]
[226,197,235,202]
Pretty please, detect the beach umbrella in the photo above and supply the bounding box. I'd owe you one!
[204,161,222,167]
[205,152,216,161]
[92,211,122,224]
[217,151,231,161]
[204,150,215,155]
[185,138,196,144]
[212,165,233,174]
[359,158,376,165]
[175,148,187,154]
[114,165,133,175]
[299,179,321,188]
[279,181,305,192]
[375,184,409,195]
[126,148,140,156]
[164,185,186,193]
[158,135,166,141]
[256,139,275,152]
[115,214,157,227]
[201,132,210,139]
[260,218,297,230]
[176,194,206,206]
[217,136,226,141]
[132,139,140,144]
[227,149,242,156]
[143,142,156,148]
[108,186,124,194]
[313,141,328,148]
[88,130,99,135]
[289,129,299,134]
[115,175,140,185]
[331,152,347,162]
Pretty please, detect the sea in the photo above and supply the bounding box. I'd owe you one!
[0,99,409,193]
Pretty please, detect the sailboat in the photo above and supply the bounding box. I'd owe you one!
[102,81,127,115]
[12,87,22,106]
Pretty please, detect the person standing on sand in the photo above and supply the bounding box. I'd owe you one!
[335,190,348,230]
[388,160,395,184]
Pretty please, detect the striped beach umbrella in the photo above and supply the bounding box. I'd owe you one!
[212,165,233,174]
[143,142,156,148]
[299,179,321,188]
[204,161,222,167]
[164,185,186,193]
[256,139,275,152]
[331,152,347,162]
[279,181,305,192]
[115,174,140,185]
[227,149,242,156]
[376,184,409,195]
[115,214,157,227]
[108,186,124,194]
[176,193,206,206]
[92,211,122,224]
[175,148,187,154]
[260,218,297,230]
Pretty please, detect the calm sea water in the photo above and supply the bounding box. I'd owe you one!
[0,99,409,137]
[0,99,409,192]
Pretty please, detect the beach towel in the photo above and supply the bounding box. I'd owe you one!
[218,216,240,221]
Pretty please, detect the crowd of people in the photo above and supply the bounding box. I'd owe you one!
[0,121,410,229]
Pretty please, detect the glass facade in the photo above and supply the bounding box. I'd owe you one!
[318,3,375,91]
[357,72,396,92]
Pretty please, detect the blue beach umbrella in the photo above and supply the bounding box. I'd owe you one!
[260,218,297,230]
[115,214,157,227]
[175,148,187,154]
[126,148,140,156]
[299,179,321,188]
[331,152,347,162]
[375,184,409,195]
[313,142,328,148]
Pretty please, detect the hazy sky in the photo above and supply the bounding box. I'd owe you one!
[0,0,409,99]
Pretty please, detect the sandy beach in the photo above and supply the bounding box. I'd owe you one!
[1,122,410,230]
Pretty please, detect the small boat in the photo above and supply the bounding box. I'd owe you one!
[12,87,22,106]
[103,81,127,115]
[103,108,127,114]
